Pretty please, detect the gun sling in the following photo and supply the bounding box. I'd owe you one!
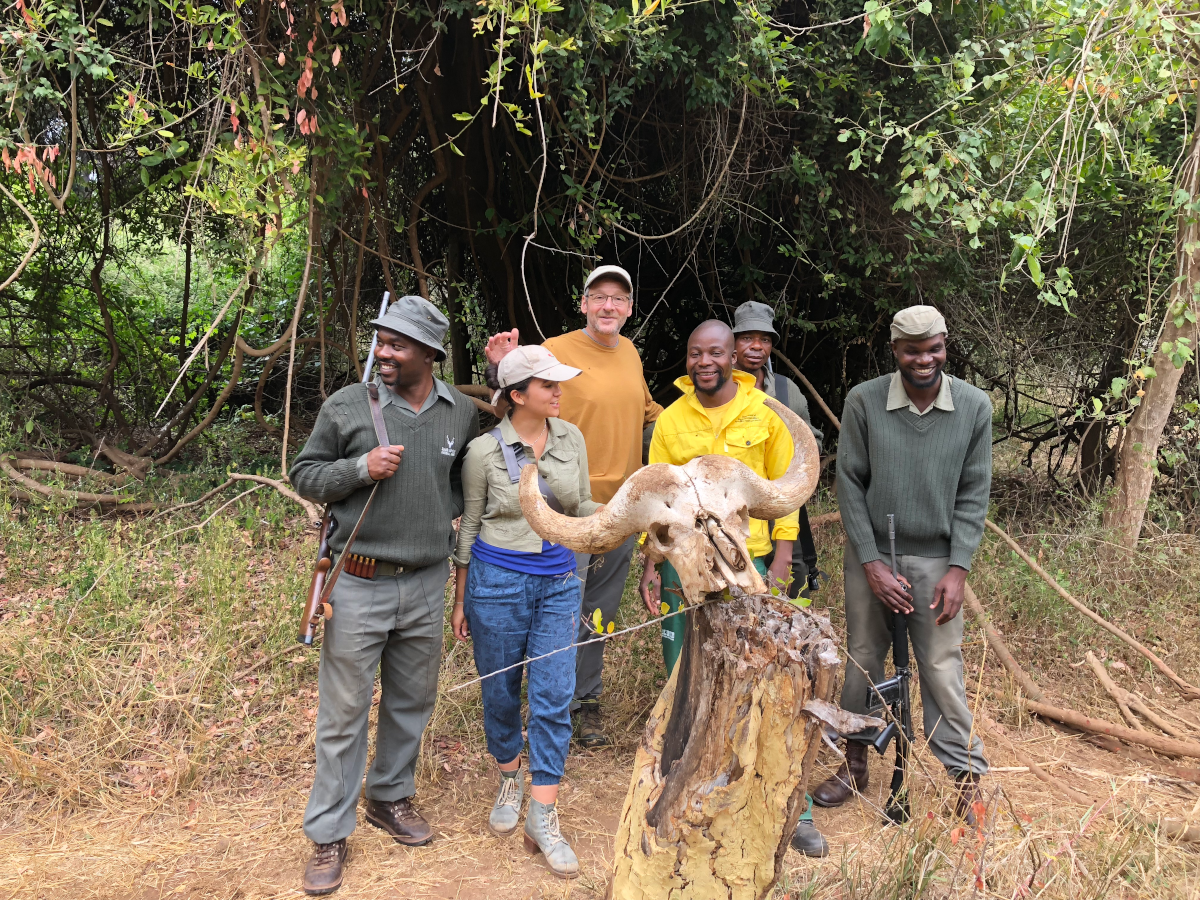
[319,382,392,594]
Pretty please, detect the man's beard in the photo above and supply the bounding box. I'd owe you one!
[691,368,730,396]
[900,361,944,390]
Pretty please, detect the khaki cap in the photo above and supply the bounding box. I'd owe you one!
[732,300,779,338]
[890,305,947,342]
[371,295,449,361]
[584,265,633,297]
[497,345,582,388]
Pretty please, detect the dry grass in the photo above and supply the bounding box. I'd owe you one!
[2,480,1200,899]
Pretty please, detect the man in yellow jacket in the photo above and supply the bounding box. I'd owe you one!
[638,319,799,672]
[637,319,828,858]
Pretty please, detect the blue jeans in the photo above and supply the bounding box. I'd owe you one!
[465,558,579,786]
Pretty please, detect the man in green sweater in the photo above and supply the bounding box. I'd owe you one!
[814,305,990,825]
[289,296,479,895]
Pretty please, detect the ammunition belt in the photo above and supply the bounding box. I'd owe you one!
[333,552,412,580]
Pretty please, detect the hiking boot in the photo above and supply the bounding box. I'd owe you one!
[523,798,579,879]
[489,768,524,835]
[364,797,433,846]
[790,820,829,858]
[954,773,983,827]
[573,699,611,748]
[812,741,869,808]
[303,838,347,895]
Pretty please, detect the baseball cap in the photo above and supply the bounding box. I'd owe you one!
[583,265,633,297]
[890,305,947,342]
[497,345,582,388]
[371,295,449,361]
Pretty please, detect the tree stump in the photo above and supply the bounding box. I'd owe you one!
[608,592,858,900]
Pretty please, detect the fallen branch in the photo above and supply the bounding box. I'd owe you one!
[979,712,1095,805]
[1148,817,1200,843]
[985,519,1200,701]
[1083,734,1200,786]
[13,458,127,484]
[1086,650,1146,732]
[1,456,160,512]
[963,584,1046,702]
[809,510,842,529]
[228,473,320,522]
[1022,699,1200,759]
[1124,693,1193,740]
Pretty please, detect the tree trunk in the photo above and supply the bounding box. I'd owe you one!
[1105,128,1200,547]
[608,592,851,900]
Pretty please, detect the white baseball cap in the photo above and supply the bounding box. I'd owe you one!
[583,265,633,297]
[497,345,582,388]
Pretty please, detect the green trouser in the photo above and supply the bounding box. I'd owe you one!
[658,556,813,823]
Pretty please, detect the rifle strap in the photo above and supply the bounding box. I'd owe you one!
[796,504,819,573]
[319,384,390,604]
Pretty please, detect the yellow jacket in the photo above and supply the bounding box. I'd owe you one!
[649,370,799,558]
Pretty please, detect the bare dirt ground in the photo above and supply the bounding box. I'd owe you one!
[3,499,1200,899]
[4,677,1200,899]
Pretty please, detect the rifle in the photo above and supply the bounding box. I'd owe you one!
[299,513,334,644]
[866,512,914,823]
[297,291,391,646]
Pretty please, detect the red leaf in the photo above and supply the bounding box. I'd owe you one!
[278,51,286,65]
[230,114,240,132]
[332,45,341,66]
[950,827,963,845]
[296,108,307,125]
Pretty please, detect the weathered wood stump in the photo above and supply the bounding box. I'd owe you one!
[608,591,850,900]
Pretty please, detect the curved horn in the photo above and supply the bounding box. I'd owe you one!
[518,463,689,555]
[741,395,821,520]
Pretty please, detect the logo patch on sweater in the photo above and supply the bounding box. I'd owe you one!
[440,436,457,457]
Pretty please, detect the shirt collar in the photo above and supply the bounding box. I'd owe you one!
[498,414,571,455]
[373,376,454,414]
[673,370,759,433]
[886,370,954,416]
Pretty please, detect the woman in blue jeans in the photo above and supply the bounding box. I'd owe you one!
[450,345,600,879]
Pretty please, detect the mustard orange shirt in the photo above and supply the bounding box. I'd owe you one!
[542,330,663,503]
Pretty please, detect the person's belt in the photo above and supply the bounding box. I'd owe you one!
[331,551,417,579]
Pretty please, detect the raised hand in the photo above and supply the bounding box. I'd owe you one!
[484,329,521,365]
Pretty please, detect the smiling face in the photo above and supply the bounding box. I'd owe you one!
[581,276,633,339]
[511,378,563,419]
[892,333,947,390]
[687,321,736,398]
[374,328,437,388]
[734,330,773,374]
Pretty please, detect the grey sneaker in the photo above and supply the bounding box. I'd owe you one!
[489,769,523,835]
[522,798,579,879]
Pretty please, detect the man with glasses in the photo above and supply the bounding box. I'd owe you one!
[485,265,663,748]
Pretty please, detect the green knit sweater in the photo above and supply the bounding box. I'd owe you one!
[836,373,992,570]
[289,381,479,568]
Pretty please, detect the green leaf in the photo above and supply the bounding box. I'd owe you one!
[916,0,932,13]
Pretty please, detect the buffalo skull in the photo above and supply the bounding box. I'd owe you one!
[519,397,820,605]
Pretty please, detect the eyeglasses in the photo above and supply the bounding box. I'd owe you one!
[586,292,631,308]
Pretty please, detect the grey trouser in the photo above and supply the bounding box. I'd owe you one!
[841,543,988,779]
[571,533,640,705]
[303,562,447,844]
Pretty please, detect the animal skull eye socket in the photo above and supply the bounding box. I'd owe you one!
[653,524,671,545]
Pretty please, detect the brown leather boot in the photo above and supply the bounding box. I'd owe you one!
[303,839,347,895]
[364,797,433,846]
[812,741,870,808]
[955,773,983,827]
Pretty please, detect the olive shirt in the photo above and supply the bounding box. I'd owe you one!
[452,415,602,568]
[760,369,823,452]
[836,371,992,571]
